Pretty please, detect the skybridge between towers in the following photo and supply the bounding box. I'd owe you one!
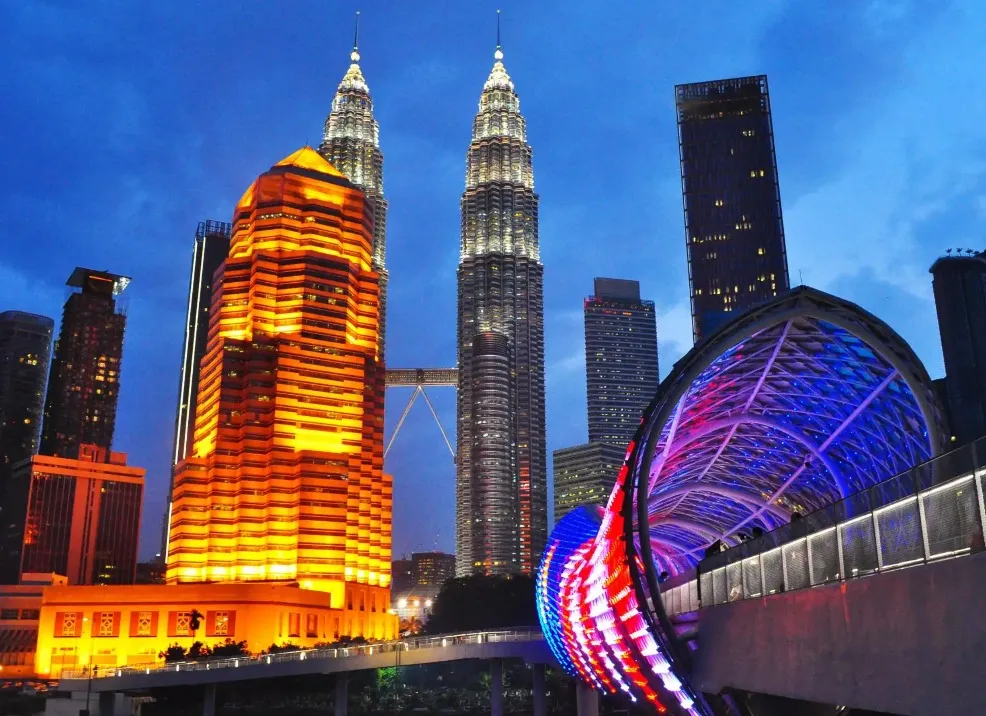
[385,368,457,461]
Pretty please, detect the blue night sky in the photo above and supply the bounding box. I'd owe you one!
[2,1,985,561]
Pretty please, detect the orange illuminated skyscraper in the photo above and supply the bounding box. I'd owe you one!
[166,148,390,610]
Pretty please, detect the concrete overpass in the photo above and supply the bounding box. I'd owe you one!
[51,628,588,716]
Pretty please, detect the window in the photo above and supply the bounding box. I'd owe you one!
[98,612,114,637]
[137,612,153,637]
[288,613,301,638]
[214,612,229,636]
[176,612,191,636]
[20,609,39,620]
[61,613,78,637]
[0,609,18,620]
[306,613,318,638]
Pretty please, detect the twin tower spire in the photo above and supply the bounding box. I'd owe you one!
[319,13,546,578]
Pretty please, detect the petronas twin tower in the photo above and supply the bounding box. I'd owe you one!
[319,20,546,578]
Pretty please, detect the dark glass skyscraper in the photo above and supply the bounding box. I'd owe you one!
[40,268,130,458]
[585,278,659,447]
[676,75,790,342]
[456,41,546,576]
[930,250,986,445]
[161,220,230,556]
[318,28,389,360]
[0,311,54,473]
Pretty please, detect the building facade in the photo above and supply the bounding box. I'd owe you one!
[40,268,130,458]
[0,311,54,475]
[161,219,231,556]
[318,34,389,360]
[166,148,392,617]
[456,42,547,577]
[585,278,659,447]
[930,250,986,445]
[411,551,455,587]
[9,447,143,586]
[552,442,626,524]
[676,75,789,342]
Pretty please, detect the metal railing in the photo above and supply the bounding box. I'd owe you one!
[62,627,544,681]
[663,437,986,615]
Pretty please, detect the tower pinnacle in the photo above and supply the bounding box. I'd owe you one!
[351,10,361,63]
[494,9,503,60]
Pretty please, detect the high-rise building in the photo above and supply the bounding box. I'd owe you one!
[318,21,389,360]
[0,311,54,473]
[553,442,626,524]
[456,38,546,577]
[412,551,455,587]
[161,219,231,556]
[40,268,130,458]
[11,445,143,585]
[585,278,659,447]
[930,250,986,445]
[166,148,392,615]
[676,75,790,342]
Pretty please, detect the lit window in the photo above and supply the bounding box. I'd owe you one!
[61,613,77,637]
[99,612,114,637]
[137,612,153,636]
[214,612,229,636]
[176,612,191,635]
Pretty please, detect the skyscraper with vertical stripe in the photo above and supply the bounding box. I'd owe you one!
[456,31,546,576]
[318,14,389,360]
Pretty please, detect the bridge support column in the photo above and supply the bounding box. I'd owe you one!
[335,672,349,716]
[490,659,504,716]
[532,663,546,716]
[98,691,115,716]
[202,683,216,716]
[576,681,599,716]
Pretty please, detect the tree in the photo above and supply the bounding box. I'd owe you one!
[187,641,209,661]
[210,638,249,658]
[426,574,537,634]
[399,616,423,637]
[189,609,204,637]
[158,643,187,662]
[266,642,303,654]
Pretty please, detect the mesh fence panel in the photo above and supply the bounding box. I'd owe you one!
[922,476,980,558]
[876,498,923,567]
[726,562,744,602]
[808,528,840,585]
[712,568,727,605]
[840,515,878,577]
[700,571,714,608]
[762,547,784,595]
[743,556,763,597]
[783,540,809,591]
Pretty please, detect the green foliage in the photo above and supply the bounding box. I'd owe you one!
[210,638,249,658]
[187,641,209,660]
[425,574,537,633]
[267,641,303,654]
[158,643,187,662]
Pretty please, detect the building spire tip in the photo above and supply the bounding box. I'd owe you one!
[494,9,503,60]
[351,10,361,63]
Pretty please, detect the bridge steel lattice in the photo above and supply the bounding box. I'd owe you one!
[384,368,456,461]
[535,286,946,716]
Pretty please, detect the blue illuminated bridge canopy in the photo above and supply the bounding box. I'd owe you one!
[633,286,945,573]
[535,286,946,716]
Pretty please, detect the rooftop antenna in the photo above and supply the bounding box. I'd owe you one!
[495,9,503,60]
[351,10,361,62]
[799,269,804,285]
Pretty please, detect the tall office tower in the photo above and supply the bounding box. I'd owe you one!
[0,312,54,472]
[676,75,790,342]
[456,38,546,577]
[553,442,626,523]
[167,148,391,611]
[930,250,986,445]
[0,312,54,584]
[40,268,130,458]
[11,445,144,585]
[318,24,389,360]
[411,551,455,587]
[161,220,231,556]
[585,278,659,447]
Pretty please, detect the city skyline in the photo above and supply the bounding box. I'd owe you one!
[1,2,981,561]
